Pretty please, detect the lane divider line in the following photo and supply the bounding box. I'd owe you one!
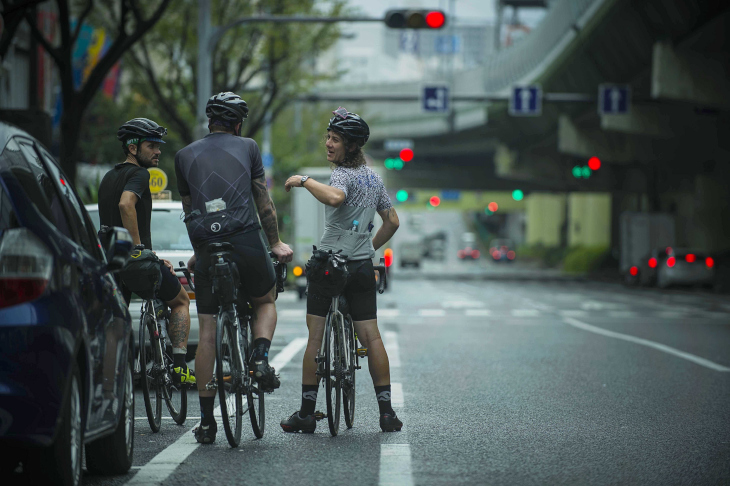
[126,336,309,485]
[564,317,730,372]
[379,444,413,486]
[391,383,404,408]
[383,331,401,368]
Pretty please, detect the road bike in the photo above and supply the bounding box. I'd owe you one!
[313,254,387,436]
[136,263,194,432]
[205,243,286,447]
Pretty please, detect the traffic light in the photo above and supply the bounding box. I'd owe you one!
[384,248,394,267]
[396,190,410,202]
[384,158,404,170]
[588,156,601,171]
[385,9,446,29]
[429,196,441,207]
[572,165,592,179]
[512,189,524,201]
[399,148,414,162]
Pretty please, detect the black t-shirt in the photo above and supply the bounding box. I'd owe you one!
[98,163,153,250]
[175,132,265,245]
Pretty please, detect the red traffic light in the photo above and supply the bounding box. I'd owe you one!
[429,196,441,207]
[588,156,601,171]
[399,148,414,162]
[384,248,393,267]
[426,11,446,29]
[488,202,499,212]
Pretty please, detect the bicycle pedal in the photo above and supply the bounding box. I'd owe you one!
[312,411,326,421]
[356,348,368,357]
[205,379,217,391]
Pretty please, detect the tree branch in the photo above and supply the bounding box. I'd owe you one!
[71,0,94,46]
[23,11,62,65]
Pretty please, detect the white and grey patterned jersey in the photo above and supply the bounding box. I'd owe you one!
[318,165,392,260]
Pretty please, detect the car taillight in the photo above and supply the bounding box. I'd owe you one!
[293,265,304,277]
[666,247,673,255]
[667,256,676,268]
[492,250,501,260]
[0,228,53,309]
[507,251,515,260]
[457,250,465,259]
[630,266,639,276]
[706,257,714,268]
[685,254,695,263]
[648,258,657,268]
[472,250,480,259]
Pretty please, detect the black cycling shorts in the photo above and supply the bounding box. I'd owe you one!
[120,260,182,305]
[307,259,377,321]
[193,230,276,315]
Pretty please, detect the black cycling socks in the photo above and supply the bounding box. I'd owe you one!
[300,385,318,417]
[173,352,186,369]
[375,385,395,415]
[200,396,215,425]
[252,338,271,361]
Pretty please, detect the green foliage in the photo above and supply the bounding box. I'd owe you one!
[516,244,570,268]
[563,246,610,274]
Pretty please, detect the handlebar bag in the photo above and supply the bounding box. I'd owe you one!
[118,249,162,299]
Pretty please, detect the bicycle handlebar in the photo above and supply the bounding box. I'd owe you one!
[176,263,195,292]
[269,252,287,294]
[374,257,387,294]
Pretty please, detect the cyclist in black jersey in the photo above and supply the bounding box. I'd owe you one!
[176,92,293,444]
[98,118,195,386]
[282,107,402,433]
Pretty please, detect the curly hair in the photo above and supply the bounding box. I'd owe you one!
[324,130,366,169]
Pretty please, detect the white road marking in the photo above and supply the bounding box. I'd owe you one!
[419,309,446,317]
[465,309,492,317]
[655,311,685,319]
[378,308,401,318]
[391,383,404,407]
[511,309,540,317]
[379,444,413,486]
[383,331,401,368]
[279,309,306,319]
[443,300,484,309]
[608,311,637,319]
[126,337,308,485]
[559,310,589,318]
[581,301,622,310]
[565,317,730,372]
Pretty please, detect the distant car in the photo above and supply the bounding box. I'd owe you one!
[0,122,135,483]
[457,232,480,260]
[655,247,715,289]
[86,199,199,356]
[488,238,515,262]
[631,247,672,286]
[399,241,424,268]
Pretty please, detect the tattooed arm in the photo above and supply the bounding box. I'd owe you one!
[251,176,293,262]
[372,207,400,251]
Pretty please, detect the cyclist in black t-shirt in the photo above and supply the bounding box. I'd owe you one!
[98,118,195,386]
[176,92,293,444]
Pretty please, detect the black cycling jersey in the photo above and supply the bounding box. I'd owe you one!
[98,163,153,250]
[175,132,265,245]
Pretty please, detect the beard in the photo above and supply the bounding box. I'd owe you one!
[136,152,158,168]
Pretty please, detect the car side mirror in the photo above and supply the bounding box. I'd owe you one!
[105,227,133,272]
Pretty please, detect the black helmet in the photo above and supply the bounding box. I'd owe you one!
[116,118,167,144]
[206,92,249,123]
[327,107,369,146]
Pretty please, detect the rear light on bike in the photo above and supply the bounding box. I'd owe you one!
[667,256,676,268]
[384,248,393,267]
[706,257,714,268]
[0,228,53,309]
[292,265,303,277]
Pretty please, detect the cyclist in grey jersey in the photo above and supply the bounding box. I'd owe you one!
[282,107,402,433]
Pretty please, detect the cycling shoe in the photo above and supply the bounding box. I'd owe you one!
[251,360,280,392]
[173,365,196,386]
[380,412,403,432]
[193,421,217,444]
[280,411,316,433]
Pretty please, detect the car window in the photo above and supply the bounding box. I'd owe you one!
[150,208,192,250]
[3,138,74,239]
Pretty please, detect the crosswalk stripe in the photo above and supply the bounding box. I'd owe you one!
[384,331,401,368]
[465,309,492,317]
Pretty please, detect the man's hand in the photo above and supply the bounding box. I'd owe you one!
[187,254,197,273]
[284,175,304,192]
[161,259,175,274]
[270,241,293,263]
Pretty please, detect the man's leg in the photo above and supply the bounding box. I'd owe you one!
[194,313,217,443]
[249,285,280,391]
[166,286,193,382]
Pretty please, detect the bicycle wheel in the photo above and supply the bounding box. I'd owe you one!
[162,344,187,425]
[243,320,265,438]
[324,312,341,436]
[343,315,356,429]
[139,312,162,432]
[216,313,243,447]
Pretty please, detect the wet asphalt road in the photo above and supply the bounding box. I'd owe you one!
[59,272,730,486]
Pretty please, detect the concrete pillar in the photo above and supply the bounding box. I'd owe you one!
[652,41,730,109]
[567,193,611,247]
[526,193,566,247]
[600,105,675,138]
[558,115,658,162]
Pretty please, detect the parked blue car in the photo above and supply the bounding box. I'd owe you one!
[0,121,134,485]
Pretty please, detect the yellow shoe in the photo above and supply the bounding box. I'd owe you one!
[173,366,196,385]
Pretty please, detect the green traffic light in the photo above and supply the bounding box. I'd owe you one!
[396,190,409,202]
[394,159,404,170]
[572,166,582,178]
[582,166,592,178]
[512,189,524,201]
[384,158,395,170]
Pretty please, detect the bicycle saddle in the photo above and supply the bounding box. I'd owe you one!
[207,242,234,253]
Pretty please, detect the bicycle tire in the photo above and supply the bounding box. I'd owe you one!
[162,344,187,425]
[324,312,341,436]
[343,315,356,429]
[242,319,265,438]
[216,313,243,447]
[139,312,162,432]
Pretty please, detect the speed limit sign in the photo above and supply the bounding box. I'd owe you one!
[148,168,168,194]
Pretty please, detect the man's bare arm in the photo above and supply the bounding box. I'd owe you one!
[372,207,400,251]
[251,175,281,246]
[119,191,141,245]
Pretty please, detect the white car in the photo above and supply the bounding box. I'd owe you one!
[85,200,199,356]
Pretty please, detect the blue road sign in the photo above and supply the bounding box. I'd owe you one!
[423,86,449,113]
[598,84,630,115]
[509,86,542,116]
[441,190,460,201]
[262,153,274,169]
